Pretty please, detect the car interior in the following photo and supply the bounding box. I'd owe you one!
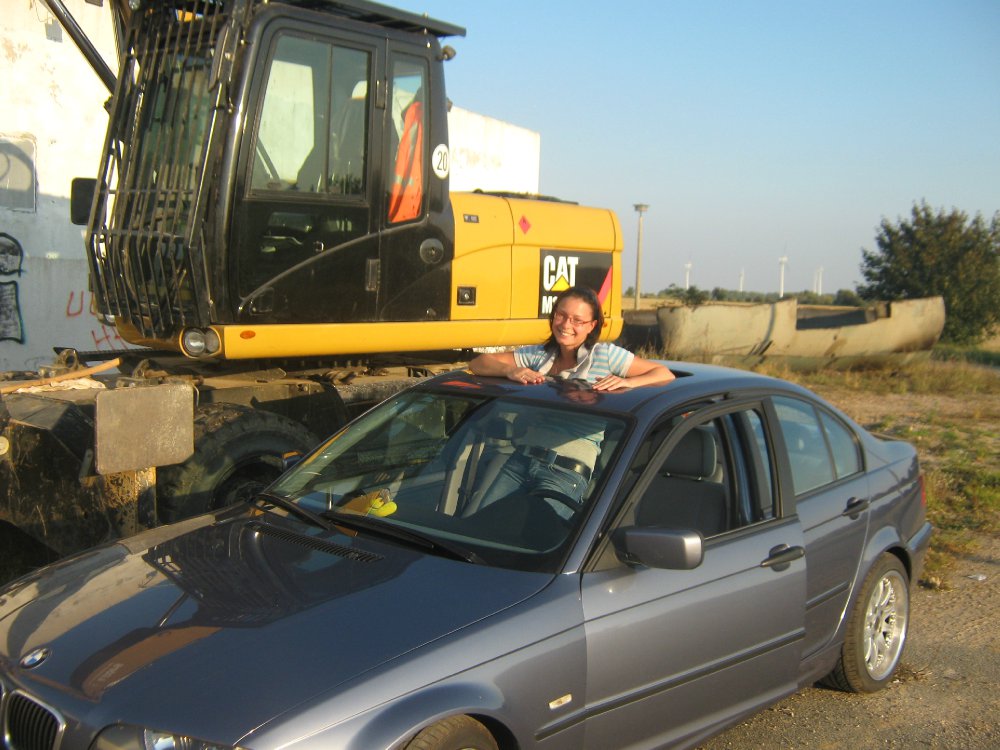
[635,426,730,538]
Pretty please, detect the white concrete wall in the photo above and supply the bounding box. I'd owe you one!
[447,106,540,194]
[0,0,119,371]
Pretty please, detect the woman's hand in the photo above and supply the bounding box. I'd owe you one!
[468,353,546,384]
[592,373,630,391]
[592,358,675,391]
[506,366,546,384]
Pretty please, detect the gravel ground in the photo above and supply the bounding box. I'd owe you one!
[698,531,1000,749]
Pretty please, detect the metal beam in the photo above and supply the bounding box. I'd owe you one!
[41,0,117,94]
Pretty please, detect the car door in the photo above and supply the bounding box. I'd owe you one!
[770,395,870,661]
[580,402,806,749]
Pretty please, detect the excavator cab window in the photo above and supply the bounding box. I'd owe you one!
[236,30,376,317]
[250,36,370,196]
[387,56,427,224]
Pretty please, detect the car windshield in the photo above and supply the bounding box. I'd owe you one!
[268,387,628,572]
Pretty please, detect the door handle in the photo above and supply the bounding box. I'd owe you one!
[841,496,870,519]
[760,544,804,571]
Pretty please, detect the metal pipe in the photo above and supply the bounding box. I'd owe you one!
[41,0,117,94]
[633,204,649,310]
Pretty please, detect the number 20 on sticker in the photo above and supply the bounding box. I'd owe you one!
[432,144,449,179]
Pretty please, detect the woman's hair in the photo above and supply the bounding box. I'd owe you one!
[543,286,605,351]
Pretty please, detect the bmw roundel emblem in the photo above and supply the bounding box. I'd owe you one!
[20,647,51,669]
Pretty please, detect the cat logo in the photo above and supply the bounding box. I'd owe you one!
[539,250,612,317]
[542,254,580,298]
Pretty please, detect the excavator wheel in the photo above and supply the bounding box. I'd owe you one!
[157,403,319,524]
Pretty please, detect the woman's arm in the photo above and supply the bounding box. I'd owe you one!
[468,352,546,384]
[592,355,675,391]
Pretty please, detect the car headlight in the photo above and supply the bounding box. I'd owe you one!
[92,724,245,750]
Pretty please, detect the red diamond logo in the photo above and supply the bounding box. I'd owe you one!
[519,215,531,234]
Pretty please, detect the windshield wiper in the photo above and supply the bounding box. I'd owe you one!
[322,511,485,565]
[250,491,335,531]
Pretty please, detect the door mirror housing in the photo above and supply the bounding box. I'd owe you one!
[70,178,96,226]
[612,527,704,570]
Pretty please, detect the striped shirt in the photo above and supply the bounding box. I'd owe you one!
[513,342,635,382]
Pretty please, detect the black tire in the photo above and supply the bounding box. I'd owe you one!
[405,716,499,750]
[822,552,910,693]
[157,403,319,523]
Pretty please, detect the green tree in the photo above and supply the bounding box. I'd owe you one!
[681,286,710,305]
[793,290,832,305]
[833,288,862,307]
[858,202,1000,343]
[711,287,730,301]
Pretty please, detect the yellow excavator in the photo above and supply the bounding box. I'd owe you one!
[0,0,623,556]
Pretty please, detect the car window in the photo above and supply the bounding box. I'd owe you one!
[819,409,862,478]
[618,405,776,543]
[773,395,840,495]
[270,389,627,573]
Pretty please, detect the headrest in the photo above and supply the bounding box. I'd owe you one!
[661,426,717,479]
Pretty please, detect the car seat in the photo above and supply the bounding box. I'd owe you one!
[635,426,729,537]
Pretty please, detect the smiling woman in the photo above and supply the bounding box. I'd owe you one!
[469,285,674,390]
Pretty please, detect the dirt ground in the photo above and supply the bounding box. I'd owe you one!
[699,531,1000,750]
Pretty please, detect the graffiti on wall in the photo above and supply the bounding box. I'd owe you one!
[0,232,25,343]
[65,289,131,350]
[0,232,131,354]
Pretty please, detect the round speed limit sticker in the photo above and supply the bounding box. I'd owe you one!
[432,144,450,180]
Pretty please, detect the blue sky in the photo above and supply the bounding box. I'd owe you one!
[398,0,1000,296]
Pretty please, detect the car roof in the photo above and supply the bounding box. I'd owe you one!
[418,361,807,418]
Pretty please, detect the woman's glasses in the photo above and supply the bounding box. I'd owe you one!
[553,311,595,327]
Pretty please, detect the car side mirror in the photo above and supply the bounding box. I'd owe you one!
[70,178,97,226]
[612,527,704,570]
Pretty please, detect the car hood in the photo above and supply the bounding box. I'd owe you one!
[0,511,553,739]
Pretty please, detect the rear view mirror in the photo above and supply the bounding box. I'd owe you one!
[70,178,97,225]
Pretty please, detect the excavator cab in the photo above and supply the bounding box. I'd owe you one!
[64,0,621,362]
[80,0,462,354]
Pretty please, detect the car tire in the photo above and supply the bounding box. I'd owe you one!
[404,715,499,750]
[823,552,910,693]
[157,403,318,523]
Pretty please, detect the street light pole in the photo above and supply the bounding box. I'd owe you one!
[633,204,648,310]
